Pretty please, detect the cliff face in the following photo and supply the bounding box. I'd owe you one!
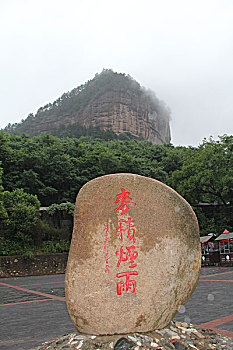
[6,70,171,144]
[80,91,171,144]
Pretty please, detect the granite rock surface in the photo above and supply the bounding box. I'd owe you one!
[65,174,201,335]
[32,322,233,350]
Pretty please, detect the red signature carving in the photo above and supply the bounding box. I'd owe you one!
[104,222,110,281]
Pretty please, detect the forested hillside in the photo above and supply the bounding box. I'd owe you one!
[0,131,232,238]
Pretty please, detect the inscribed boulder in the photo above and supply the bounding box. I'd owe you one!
[65,174,201,334]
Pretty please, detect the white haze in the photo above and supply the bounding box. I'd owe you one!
[0,0,232,146]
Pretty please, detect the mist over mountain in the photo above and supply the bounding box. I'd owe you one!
[4,69,171,144]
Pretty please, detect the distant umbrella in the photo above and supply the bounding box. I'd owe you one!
[222,229,230,234]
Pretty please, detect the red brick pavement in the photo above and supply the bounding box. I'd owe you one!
[0,268,233,349]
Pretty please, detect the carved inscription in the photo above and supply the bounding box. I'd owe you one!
[114,188,138,295]
[103,222,110,284]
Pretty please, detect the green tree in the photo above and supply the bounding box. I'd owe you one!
[169,135,233,205]
[3,188,40,245]
[168,136,233,235]
[0,164,8,226]
[0,131,232,237]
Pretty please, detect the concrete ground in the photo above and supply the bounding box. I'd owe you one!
[0,267,233,350]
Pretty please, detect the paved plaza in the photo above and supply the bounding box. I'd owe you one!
[0,267,233,350]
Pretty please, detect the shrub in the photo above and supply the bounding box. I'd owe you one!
[3,188,40,244]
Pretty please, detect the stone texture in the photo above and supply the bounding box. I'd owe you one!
[32,322,233,350]
[65,174,201,335]
[80,91,171,145]
[13,90,171,145]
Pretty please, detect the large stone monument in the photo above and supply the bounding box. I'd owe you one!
[65,174,201,335]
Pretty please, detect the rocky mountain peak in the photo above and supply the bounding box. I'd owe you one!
[5,69,171,144]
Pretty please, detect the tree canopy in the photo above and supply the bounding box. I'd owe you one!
[0,163,8,225]
[169,135,233,205]
[0,131,232,235]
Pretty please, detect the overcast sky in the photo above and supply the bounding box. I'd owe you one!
[0,0,232,146]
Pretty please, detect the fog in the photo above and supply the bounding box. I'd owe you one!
[0,0,232,146]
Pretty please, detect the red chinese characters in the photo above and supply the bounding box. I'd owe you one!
[103,222,110,284]
[114,188,138,295]
[115,188,136,216]
[116,217,136,243]
[116,246,138,268]
[116,271,138,295]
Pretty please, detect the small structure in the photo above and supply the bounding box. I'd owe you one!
[200,234,219,266]
[215,231,233,266]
